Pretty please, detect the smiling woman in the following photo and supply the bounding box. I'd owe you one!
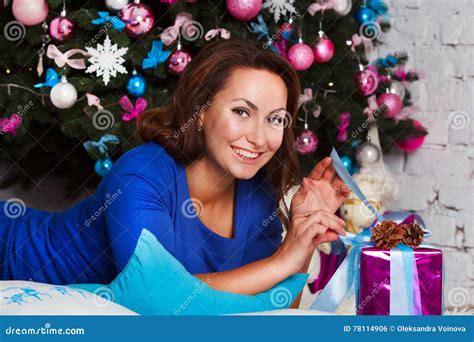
[1,39,348,306]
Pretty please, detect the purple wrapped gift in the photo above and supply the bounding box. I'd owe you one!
[357,247,443,315]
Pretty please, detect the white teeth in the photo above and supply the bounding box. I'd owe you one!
[231,147,260,159]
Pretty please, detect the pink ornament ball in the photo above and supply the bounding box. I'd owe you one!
[313,36,334,64]
[49,16,75,42]
[354,68,378,96]
[168,49,192,75]
[377,92,402,118]
[12,0,48,26]
[226,0,262,21]
[295,129,318,155]
[396,120,426,152]
[287,43,314,71]
[120,2,155,37]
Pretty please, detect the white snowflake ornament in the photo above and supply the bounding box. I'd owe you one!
[85,35,128,85]
[263,0,297,23]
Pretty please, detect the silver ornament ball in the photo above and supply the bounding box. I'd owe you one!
[105,0,129,12]
[50,76,77,109]
[356,141,381,167]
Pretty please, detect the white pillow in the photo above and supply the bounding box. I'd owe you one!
[0,281,138,315]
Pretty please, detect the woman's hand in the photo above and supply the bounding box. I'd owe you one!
[291,157,351,218]
[272,209,346,275]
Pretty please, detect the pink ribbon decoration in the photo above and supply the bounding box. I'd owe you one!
[307,1,334,16]
[161,13,196,46]
[86,93,103,110]
[351,34,374,55]
[298,88,321,118]
[336,112,350,142]
[394,105,418,122]
[205,28,231,41]
[363,95,378,121]
[0,113,22,136]
[272,39,287,57]
[46,45,88,69]
[119,96,148,122]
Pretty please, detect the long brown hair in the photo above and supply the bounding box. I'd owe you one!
[137,38,301,229]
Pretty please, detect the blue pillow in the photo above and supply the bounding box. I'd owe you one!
[70,228,308,315]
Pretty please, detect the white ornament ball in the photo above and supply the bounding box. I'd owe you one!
[105,0,129,12]
[332,0,352,16]
[356,141,381,167]
[50,76,77,109]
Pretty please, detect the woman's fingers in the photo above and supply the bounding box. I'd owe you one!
[322,163,336,183]
[312,231,339,247]
[302,222,328,245]
[308,157,331,180]
[331,176,350,193]
[299,210,346,236]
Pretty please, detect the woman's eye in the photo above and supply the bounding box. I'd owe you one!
[233,109,250,118]
[268,115,284,127]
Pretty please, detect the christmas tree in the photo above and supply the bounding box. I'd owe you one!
[0,0,427,196]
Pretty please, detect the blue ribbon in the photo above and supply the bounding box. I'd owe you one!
[91,12,126,32]
[367,0,390,22]
[310,147,429,315]
[34,68,61,88]
[250,15,270,41]
[373,54,398,68]
[83,134,120,155]
[142,41,171,70]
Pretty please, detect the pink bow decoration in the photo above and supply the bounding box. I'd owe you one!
[161,13,196,46]
[272,39,287,57]
[363,95,378,121]
[205,28,231,41]
[119,96,147,122]
[46,45,88,69]
[351,34,374,55]
[394,105,418,122]
[298,88,313,108]
[336,112,350,142]
[0,113,22,136]
[307,1,334,16]
[86,93,103,110]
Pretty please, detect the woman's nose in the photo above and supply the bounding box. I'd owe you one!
[247,122,266,148]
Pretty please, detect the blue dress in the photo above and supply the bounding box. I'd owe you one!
[0,142,283,285]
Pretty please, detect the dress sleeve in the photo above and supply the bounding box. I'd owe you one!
[102,149,175,273]
[242,205,283,264]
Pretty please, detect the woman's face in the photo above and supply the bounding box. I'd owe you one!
[200,67,289,180]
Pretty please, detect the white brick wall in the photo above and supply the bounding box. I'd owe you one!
[382,0,474,308]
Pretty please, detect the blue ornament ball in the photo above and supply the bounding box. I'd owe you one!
[127,74,146,97]
[354,6,376,25]
[340,155,356,175]
[95,158,113,177]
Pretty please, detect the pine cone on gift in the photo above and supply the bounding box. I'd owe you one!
[370,220,404,249]
[400,223,425,248]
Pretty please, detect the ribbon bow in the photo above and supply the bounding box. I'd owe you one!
[83,134,120,155]
[250,15,270,41]
[91,11,125,32]
[46,45,88,69]
[119,96,147,122]
[310,148,432,315]
[336,112,350,142]
[271,39,287,57]
[161,13,194,46]
[204,28,231,41]
[298,88,321,118]
[0,113,22,136]
[351,34,374,55]
[307,1,334,16]
[86,93,103,110]
[33,68,61,88]
[363,95,378,120]
[374,54,398,68]
[142,41,171,69]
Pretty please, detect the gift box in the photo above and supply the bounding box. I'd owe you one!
[358,246,443,315]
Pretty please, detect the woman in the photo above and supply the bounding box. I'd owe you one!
[0,39,349,302]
